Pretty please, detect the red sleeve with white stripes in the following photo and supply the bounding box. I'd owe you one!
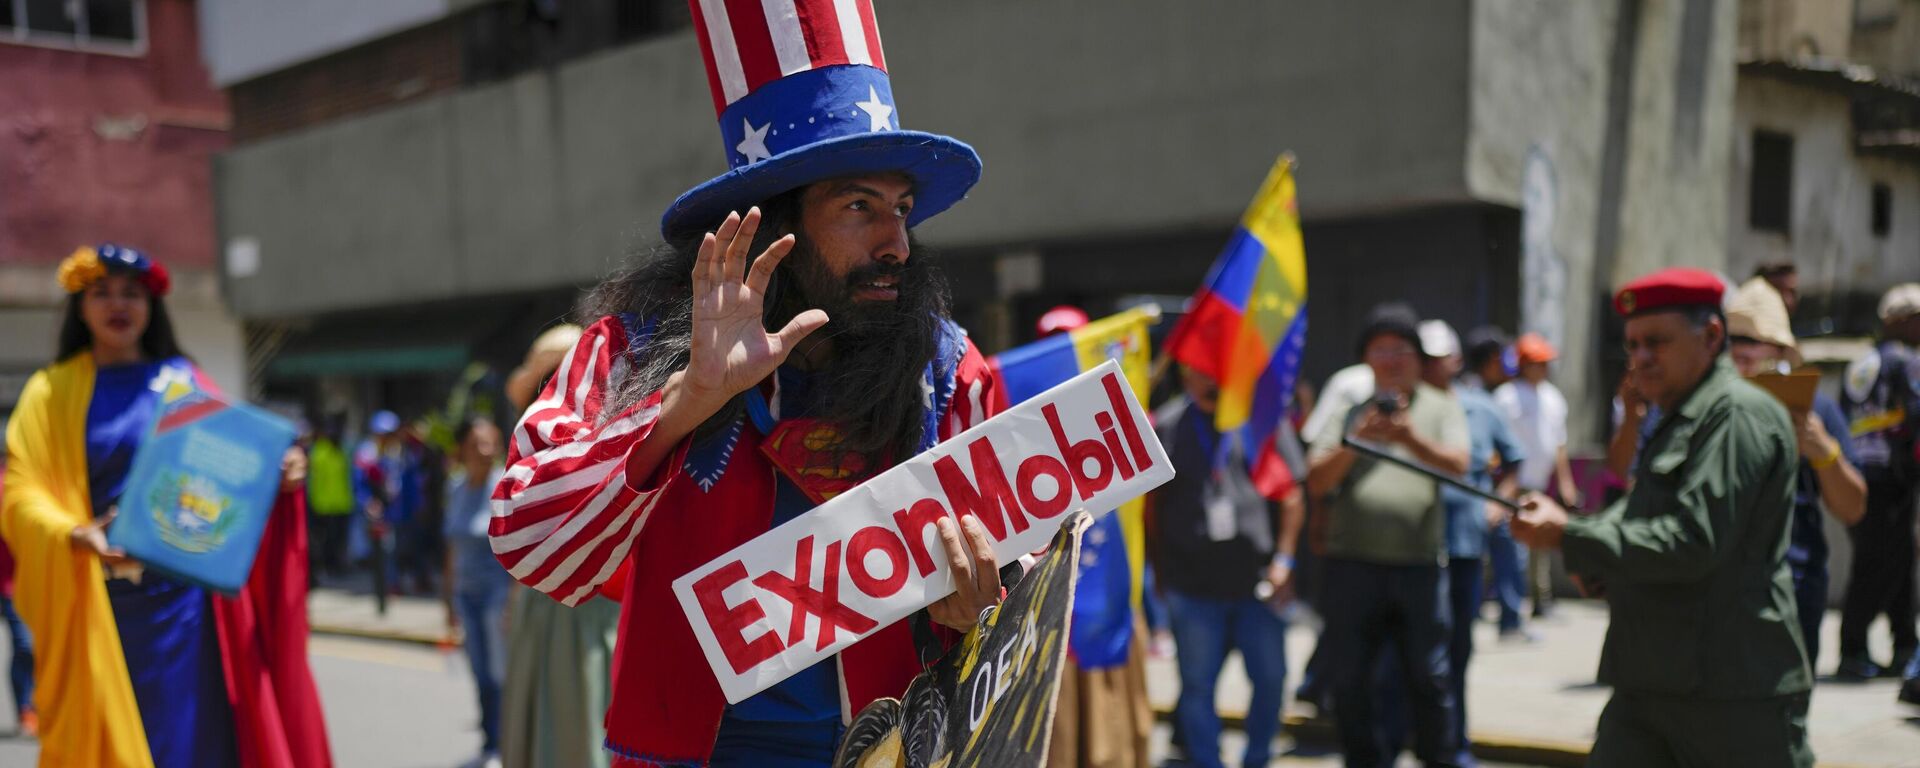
[489,315,679,606]
[941,338,1003,441]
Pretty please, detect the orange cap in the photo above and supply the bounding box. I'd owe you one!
[1514,333,1557,364]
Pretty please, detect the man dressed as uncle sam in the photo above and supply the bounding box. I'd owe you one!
[487,1,1008,766]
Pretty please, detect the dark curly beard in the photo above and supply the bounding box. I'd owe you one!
[582,195,952,470]
[766,234,951,466]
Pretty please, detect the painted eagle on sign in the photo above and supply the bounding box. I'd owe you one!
[833,512,1088,768]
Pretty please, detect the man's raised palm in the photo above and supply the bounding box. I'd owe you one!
[685,208,829,402]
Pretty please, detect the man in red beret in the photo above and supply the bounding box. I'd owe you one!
[1509,268,1814,767]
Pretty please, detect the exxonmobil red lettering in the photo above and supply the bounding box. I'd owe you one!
[675,362,1174,705]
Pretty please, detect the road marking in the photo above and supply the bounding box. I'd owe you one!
[309,634,451,672]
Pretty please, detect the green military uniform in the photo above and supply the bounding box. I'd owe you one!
[1562,358,1814,768]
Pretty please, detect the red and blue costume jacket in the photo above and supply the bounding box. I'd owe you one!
[488,313,1000,766]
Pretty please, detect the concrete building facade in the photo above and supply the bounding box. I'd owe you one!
[1730,0,1920,336]
[205,0,1757,453]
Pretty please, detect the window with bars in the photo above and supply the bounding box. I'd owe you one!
[1872,183,1892,238]
[1749,130,1794,234]
[2,0,144,53]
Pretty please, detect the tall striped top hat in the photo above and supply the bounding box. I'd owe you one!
[662,0,983,239]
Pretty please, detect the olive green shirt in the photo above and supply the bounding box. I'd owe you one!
[1310,383,1470,566]
[1563,358,1811,699]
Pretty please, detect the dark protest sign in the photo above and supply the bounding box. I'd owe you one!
[833,511,1089,768]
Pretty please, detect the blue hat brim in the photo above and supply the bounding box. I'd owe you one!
[661,130,981,240]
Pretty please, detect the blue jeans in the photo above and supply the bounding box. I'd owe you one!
[1322,559,1461,768]
[0,596,31,716]
[1485,523,1527,632]
[1445,559,1479,764]
[1382,559,1480,766]
[1141,561,1169,633]
[457,587,508,753]
[1165,588,1289,768]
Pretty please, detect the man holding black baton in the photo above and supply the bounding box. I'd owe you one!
[1509,268,1813,767]
[1308,302,1471,768]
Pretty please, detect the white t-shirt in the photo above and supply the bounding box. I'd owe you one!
[1493,379,1567,491]
[1303,363,1375,443]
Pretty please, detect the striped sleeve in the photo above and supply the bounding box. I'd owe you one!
[489,315,679,607]
[942,338,1002,441]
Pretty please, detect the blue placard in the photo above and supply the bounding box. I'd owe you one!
[108,381,297,594]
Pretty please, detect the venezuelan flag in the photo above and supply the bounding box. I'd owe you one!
[1163,156,1308,500]
[989,307,1155,669]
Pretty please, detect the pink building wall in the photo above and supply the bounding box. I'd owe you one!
[0,0,228,270]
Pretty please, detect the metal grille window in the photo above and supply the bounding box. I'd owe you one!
[1749,130,1794,235]
[2,0,145,53]
[1872,183,1892,238]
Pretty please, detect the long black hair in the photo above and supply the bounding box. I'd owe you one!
[55,281,186,363]
[580,186,952,469]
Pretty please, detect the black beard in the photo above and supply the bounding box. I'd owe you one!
[768,236,951,467]
[582,211,951,472]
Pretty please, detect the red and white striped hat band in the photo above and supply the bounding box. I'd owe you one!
[690,0,887,116]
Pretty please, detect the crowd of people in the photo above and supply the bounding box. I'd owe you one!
[1112,269,1918,768]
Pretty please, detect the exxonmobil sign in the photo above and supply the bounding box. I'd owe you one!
[672,360,1174,703]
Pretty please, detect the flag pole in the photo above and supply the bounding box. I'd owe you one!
[1143,298,1172,390]
[1149,352,1174,390]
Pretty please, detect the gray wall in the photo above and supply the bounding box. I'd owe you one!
[217,0,1478,319]
[1465,0,1738,450]
[1468,0,1616,449]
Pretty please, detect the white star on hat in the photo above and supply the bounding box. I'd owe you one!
[737,119,772,164]
[855,85,894,132]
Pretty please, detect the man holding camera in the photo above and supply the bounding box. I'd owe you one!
[1308,302,1472,768]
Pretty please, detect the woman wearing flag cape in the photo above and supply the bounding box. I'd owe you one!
[1,244,332,768]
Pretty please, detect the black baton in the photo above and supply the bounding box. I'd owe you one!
[1342,436,1521,511]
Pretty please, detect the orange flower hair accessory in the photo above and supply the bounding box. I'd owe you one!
[56,247,107,293]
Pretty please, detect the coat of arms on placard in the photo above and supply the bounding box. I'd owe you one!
[147,470,239,554]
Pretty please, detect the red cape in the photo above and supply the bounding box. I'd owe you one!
[211,489,333,768]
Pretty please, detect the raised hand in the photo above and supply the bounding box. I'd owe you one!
[684,208,830,404]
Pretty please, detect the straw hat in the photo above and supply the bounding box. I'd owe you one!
[1726,277,1800,364]
[507,324,584,412]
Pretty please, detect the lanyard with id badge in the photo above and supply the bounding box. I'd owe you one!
[1193,416,1244,543]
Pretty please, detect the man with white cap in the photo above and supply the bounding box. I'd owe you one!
[1837,283,1920,683]
[1836,283,1920,691]
[1724,277,1865,669]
